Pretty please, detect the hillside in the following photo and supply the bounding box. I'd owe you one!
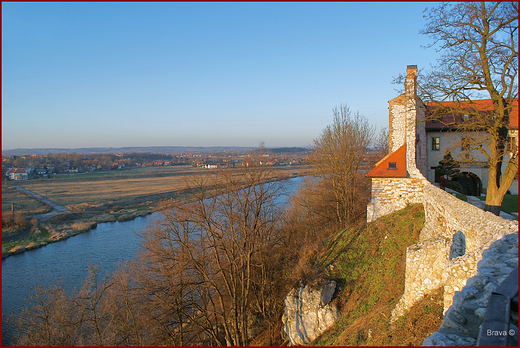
[309,204,444,346]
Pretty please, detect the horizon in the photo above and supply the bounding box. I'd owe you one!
[2,2,440,150]
[1,144,314,156]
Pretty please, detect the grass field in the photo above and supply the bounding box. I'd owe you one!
[1,186,53,215]
[2,165,309,255]
[455,193,518,214]
[4,165,309,213]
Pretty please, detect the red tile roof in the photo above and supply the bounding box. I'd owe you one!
[426,99,518,129]
[366,145,407,178]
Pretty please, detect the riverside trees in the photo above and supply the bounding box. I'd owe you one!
[13,163,290,346]
[11,108,378,345]
[134,164,286,346]
[310,105,375,227]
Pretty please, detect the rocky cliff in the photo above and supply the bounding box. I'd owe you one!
[282,279,339,345]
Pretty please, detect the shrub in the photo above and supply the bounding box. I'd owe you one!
[2,212,13,228]
[9,245,24,253]
[30,218,39,233]
[444,180,464,194]
[71,222,96,232]
[14,211,27,229]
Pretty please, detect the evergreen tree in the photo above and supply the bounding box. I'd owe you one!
[436,152,460,180]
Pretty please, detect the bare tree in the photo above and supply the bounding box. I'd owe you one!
[374,126,389,159]
[12,164,289,346]
[13,283,77,346]
[136,164,285,346]
[310,104,375,226]
[418,2,518,214]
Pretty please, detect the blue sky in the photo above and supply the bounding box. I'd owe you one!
[2,2,440,150]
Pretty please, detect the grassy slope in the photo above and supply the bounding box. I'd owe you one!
[311,204,444,346]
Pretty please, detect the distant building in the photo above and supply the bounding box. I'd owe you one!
[9,168,28,180]
[35,168,47,176]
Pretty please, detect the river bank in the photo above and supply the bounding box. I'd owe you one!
[2,170,307,259]
[2,175,306,345]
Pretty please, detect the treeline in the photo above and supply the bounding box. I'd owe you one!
[8,105,387,346]
[2,152,187,171]
[252,147,310,154]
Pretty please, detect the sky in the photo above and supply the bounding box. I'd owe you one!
[2,1,441,150]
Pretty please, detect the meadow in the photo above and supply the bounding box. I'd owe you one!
[2,165,310,256]
[4,165,308,213]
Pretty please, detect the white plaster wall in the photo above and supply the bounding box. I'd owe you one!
[427,130,518,195]
[416,103,428,177]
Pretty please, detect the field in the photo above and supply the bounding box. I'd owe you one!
[2,186,53,216]
[7,166,204,213]
[4,165,308,212]
[2,165,310,256]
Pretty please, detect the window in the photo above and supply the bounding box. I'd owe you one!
[432,137,440,151]
[388,162,397,170]
[507,137,517,153]
[462,114,470,121]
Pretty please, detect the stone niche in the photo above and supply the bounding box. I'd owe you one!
[282,279,339,345]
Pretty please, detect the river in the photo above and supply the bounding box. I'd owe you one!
[1,176,304,345]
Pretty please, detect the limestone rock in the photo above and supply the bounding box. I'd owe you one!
[282,280,339,345]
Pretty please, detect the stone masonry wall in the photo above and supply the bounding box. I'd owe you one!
[423,233,518,346]
[370,65,518,338]
[389,95,406,153]
[366,177,426,222]
[390,183,518,321]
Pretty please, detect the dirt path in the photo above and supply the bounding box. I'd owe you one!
[12,185,72,222]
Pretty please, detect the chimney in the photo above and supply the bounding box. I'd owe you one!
[404,65,422,177]
[405,65,417,97]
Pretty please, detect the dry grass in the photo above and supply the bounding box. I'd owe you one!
[71,222,97,232]
[2,165,308,258]
[11,166,308,211]
[2,186,53,215]
[310,204,443,346]
[8,245,25,253]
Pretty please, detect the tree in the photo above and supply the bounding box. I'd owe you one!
[136,163,285,346]
[436,151,461,180]
[419,2,518,215]
[374,126,389,159]
[310,104,375,226]
[12,164,292,346]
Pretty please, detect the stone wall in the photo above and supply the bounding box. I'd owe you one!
[390,182,519,321]
[423,233,518,346]
[367,177,426,222]
[368,65,518,339]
